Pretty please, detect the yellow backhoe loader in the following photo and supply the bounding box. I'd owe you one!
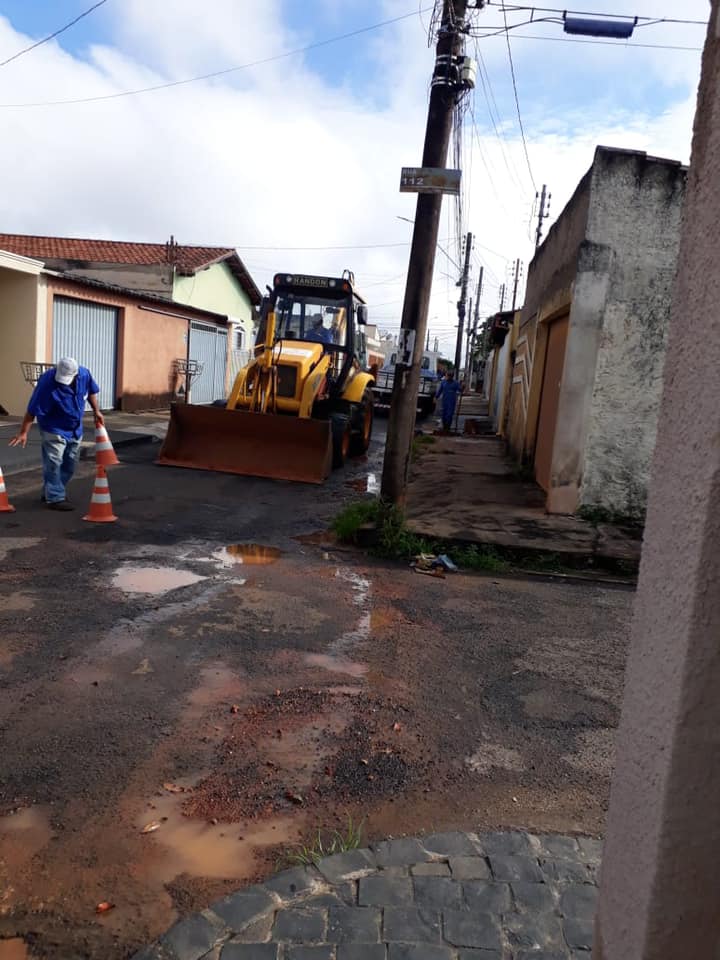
[157,271,375,483]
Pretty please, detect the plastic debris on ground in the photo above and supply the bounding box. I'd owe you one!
[411,553,458,577]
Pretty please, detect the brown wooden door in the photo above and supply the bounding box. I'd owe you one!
[534,314,569,491]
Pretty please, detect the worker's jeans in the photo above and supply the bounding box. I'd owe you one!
[40,432,81,503]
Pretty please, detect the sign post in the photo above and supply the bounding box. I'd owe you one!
[399,167,462,195]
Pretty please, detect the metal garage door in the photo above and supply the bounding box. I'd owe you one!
[52,297,118,410]
[188,321,228,404]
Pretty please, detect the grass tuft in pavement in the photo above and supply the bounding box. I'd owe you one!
[332,500,511,571]
[285,818,365,867]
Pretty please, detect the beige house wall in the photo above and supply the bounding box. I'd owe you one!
[0,253,44,416]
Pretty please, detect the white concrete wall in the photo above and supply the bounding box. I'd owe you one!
[579,150,687,519]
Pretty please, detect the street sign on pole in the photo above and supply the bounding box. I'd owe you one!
[399,167,461,195]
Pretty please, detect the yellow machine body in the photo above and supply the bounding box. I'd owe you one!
[157,272,375,484]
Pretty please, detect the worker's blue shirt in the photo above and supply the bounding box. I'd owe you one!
[437,379,462,418]
[28,367,100,440]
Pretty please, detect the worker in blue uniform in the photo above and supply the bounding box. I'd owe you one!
[436,370,463,432]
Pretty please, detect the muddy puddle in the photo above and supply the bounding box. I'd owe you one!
[0,939,29,960]
[344,473,378,494]
[213,544,282,567]
[304,653,367,678]
[0,806,53,869]
[112,565,205,595]
[186,663,248,719]
[1,593,35,613]
[137,788,301,882]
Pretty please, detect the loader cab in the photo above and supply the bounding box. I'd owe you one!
[257,273,367,389]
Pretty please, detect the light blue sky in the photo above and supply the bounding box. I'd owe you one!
[1,1,705,121]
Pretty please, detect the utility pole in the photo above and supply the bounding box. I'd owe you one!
[464,266,483,386]
[453,231,473,373]
[499,283,506,311]
[535,184,551,249]
[510,258,522,311]
[381,0,469,506]
[426,328,430,351]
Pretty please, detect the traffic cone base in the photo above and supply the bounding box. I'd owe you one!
[83,465,118,523]
[95,424,120,467]
[0,467,15,513]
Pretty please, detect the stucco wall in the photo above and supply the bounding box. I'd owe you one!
[578,150,687,518]
[49,261,173,299]
[596,4,720,955]
[173,261,253,332]
[121,305,188,410]
[0,267,41,415]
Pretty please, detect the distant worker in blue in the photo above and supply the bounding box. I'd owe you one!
[436,370,463,432]
[8,357,104,511]
[306,314,332,344]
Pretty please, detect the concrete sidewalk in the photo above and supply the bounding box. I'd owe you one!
[0,410,168,476]
[407,406,642,571]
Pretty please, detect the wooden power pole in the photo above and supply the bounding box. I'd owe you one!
[454,232,473,373]
[535,184,551,249]
[464,266,483,386]
[511,258,522,311]
[380,0,470,507]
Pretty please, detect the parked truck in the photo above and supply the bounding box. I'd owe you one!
[372,349,439,419]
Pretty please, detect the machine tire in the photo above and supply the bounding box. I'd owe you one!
[331,414,352,469]
[349,388,374,457]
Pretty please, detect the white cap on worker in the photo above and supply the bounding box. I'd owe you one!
[55,357,79,385]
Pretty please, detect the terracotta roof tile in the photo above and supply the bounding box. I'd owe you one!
[0,233,261,304]
[0,233,235,272]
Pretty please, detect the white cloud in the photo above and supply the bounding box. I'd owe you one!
[0,0,707,357]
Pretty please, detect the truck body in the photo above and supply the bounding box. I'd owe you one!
[372,349,439,418]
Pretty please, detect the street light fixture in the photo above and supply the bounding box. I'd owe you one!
[563,13,637,39]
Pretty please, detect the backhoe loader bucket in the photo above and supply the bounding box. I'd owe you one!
[157,403,333,484]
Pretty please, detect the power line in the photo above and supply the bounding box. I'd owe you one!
[477,32,702,52]
[0,6,433,108]
[236,241,414,251]
[474,43,528,194]
[485,3,707,27]
[501,5,537,191]
[0,0,109,69]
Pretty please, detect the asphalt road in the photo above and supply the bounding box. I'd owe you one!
[0,424,632,959]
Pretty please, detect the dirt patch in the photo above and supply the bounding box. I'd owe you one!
[0,443,631,960]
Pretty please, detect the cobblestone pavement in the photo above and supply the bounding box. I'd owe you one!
[132,830,600,960]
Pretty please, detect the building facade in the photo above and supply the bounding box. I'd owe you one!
[0,256,232,415]
[0,234,263,415]
[506,146,687,519]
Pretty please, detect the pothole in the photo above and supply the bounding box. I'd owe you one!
[214,544,282,566]
[111,565,205,595]
[304,653,368,678]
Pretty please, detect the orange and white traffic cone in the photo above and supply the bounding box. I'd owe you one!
[94,424,120,467]
[0,465,15,513]
[83,464,117,523]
